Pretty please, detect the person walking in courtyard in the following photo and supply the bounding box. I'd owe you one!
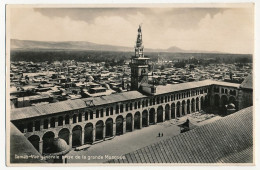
[161,133,163,137]
[158,133,161,137]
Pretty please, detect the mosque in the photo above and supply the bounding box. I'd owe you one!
[9,25,253,164]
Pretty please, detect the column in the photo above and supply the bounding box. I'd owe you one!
[147,112,150,126]
[194,102,196,112]
[180,105,182,116]
[55,117,58,127]
[131,117,134,131]
[32,121,35,132]
[162,109,165,122]
[154,111,157,123]
[198,98,201,111]
[69,115,73,124]
[169,108,171,120]
[184,103,187,115]
[69,133,72,148]
[62,116,65,125]
[189,103,191,114]
[48,118,51,128]
[140,114,142,129]
[113,123,116,136]
[92,127,96,143]
[81,130,84,145]
[174,107,177,119]
[39,140,43,155]
[103,125,106,140]
[123,118,126,134]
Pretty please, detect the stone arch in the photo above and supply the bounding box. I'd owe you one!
[214,94,220,107]
[84,123,93,144]
[95,120,104,141]
[165,104,170,120]
[116,115,124,135]
[182,100,186,115]
[42,131,55,153]
[176,102,181,117]
[28,135,40,152]
[187,99,190,114]
[105,118,113,137]
[72,125,82,147]
[58,128,70,145]
[149,108,155,124]
[126,113,133,132]
[157,106,164,123]
[171,103,175,119]
[134,112,141,129]
[142,110,148,127]
[221,95,228,107]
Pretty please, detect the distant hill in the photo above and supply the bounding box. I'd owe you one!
[11,39,222,54]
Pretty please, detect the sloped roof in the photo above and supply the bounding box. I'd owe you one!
[10,123,46,164]
[155,80,240,95]
[11,91,146,121]
[240,74,253,90]
[108,106,253,164]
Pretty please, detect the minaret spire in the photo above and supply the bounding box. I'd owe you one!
[135,24,144,58]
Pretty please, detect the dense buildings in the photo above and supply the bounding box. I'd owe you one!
[9,25,253,163]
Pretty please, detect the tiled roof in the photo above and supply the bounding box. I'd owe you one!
[11,91,146,121]
[240,74,253,90]
[108,106,253,164]
[155,80,240,95]
[10,123,46,163]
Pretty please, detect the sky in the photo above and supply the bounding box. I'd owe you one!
[9,6,254,54]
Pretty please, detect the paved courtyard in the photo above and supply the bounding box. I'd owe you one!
[66,112,222,163]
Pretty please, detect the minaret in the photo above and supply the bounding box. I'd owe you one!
[130,25,149,91]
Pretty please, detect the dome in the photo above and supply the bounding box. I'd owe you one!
[52,138,70,153]
[226,103,235,110]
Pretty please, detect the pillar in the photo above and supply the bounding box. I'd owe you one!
[113,123,116,136]
[189,103,192,114]
[81,130,84,145]
[32,121,35,132]
[169,108,172,119]
[154,111,157,123]
[103,125,106,140]
[40,120,43,131]
[140,114,142,129]
[123,118,126,134]
[69,133,72,148]
[162,109,165,122]
[194,102,196,112]
[39,140,43,155]
[184,103,187,115]
[92,127,96,142]
[131,117,134,131]
[198,98,201,111]
[147,112,150,126]
[174,107,177,119]
[180,104,182,116]
[55,118,58,127]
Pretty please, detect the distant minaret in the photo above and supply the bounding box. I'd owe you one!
[130,25,149,91]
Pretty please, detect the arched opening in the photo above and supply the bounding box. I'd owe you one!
[142,110,148,127]
[191,99,195,112]
[116,115,124,135]
[105,118,113,137]
[95,120,104,141]
[126,113,133,132]
[214,94,220,107]
[171,103,175,119]
[78,113,82,122]
[187,100,190,114]
[157,106,163,123]
[58,128,70,145]
[201,96,204,110]
[50,117,55,128]
[73,114,77,124]
[176,102,181,117]
[72,125,82,147]
[149,108,155,124]
[229,96,237,110]
[182,101,186,115]
[42,131,55,153]
[196,97,199,111]
[28,135,40,152]
[65,115,70,124]
[165,104,170,120]
[134,112,141,129]
[84,123,93,144]
[221,95,228,107]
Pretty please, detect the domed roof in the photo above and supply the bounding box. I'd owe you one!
[226,103,235,109]
[45,138,70,156]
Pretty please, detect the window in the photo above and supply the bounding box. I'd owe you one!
[125,104,129,111]
[44,119,48,129]
[110,107,113,115]
[96,110,100,118]
[90,111,93,119]
[65,115,70,124]
[134,102,137,109]
[50,117,56,127]
[78,113,82,122]
[116,105,119,114]
[35,121,40,131]
[27,122,33,132]
[120,104,124,113]
[106,108,109,116]
[101,109,104,117]
[58,116,63,126]
[73,115,77,123]
[130,103,133,110]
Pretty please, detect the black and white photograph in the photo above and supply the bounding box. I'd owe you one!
[5,3,254,165]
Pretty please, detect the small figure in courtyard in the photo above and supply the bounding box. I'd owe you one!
[161,133,163,137]
[158,133,161,137]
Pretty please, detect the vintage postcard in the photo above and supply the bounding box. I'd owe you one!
[5,3,254,165]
